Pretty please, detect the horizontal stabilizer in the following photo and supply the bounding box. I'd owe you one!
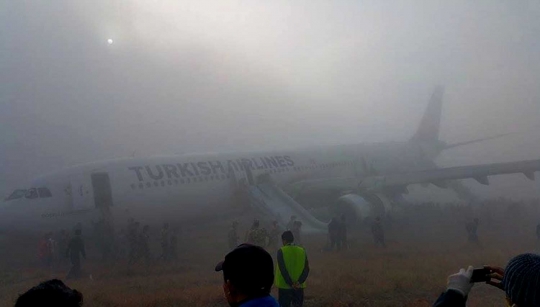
[524,172,536,181]
[444,133,511,150]
[431,181,448,189]
[474,176,490,185]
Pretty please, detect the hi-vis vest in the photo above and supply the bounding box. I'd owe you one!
[275,245,307,289]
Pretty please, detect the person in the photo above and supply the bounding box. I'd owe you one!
[14,279,83,307]
[66,229,86,280]
[169,228,178,260]
[465,218,480,244]
[73,222,82,235]
[57,229,69,264]
[47,232,57,265]
[291,221,302,246]
[275,231,310,307]
[92,219,104,258]
[138,225,151,265]
[246,219,268,247]
[102,219,115,262]
[128,221,140,264]
[267,220,281,250]
[327,217,340,251]
[116,228,128,259]
[215,244,279,307]
[94,218,114,262]
[38,233,52,268]
[228,221,240,250]
[371,217,386,247]
[433,253,540,307]
[338,215,348,250]
[160,223,170,261]
[286,216,297,231]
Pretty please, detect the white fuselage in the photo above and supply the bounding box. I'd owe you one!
[0,142,427,232]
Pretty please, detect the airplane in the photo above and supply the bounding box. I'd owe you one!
[2,86,540,233]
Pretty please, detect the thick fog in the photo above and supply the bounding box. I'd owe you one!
[2,0,540,199]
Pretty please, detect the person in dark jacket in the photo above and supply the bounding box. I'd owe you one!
[215,244,279,307]
[327,218,340,251]
[371,217,385,247]
[159,223,170,261]
[169,228,178,260]
[228,221,240,250]
[338,215,348,250]
[267,220,281,250]
[433,253,540,307]
[66,229,86,280]
[138,225,151,266]
[465,218,480,244]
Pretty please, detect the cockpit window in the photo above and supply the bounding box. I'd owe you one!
[5,189,27,201]
[38,187,52,198]
[4,187,52,201]
[25,188,39,199]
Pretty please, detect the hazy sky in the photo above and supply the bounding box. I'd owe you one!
[1,0,540,198]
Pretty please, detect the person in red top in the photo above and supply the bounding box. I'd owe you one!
[38,233,52,268]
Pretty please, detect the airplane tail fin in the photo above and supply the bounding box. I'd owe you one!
[410,86,444,144]
[410,86,512,157]
[443,133,511,150]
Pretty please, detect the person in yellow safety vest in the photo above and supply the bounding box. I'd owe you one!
[275,231,310,307]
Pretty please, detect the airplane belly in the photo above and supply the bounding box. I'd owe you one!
[110,179,234,224]
[0,199,100,233]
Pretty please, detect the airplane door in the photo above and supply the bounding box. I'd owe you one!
[229,163,248,189]
[69,173,94,210]
[91,173,114,209]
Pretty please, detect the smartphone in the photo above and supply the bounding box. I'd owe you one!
[470,268,491,283]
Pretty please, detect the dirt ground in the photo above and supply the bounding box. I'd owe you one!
[1,200,539,307]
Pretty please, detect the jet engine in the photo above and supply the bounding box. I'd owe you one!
[334,193,388,225]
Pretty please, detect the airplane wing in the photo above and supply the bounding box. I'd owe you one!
[290,159,540,193]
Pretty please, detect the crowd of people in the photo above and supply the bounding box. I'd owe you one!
[34,217,184,281]
[16,233,540,307]
[228,216,303,251]
[20,197,540,306]
[229,213,389,255]
[19,229,312,307]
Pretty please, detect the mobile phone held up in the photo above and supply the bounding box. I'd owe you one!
[470,268,492,283]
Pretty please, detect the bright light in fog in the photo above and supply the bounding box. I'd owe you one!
[107,38,113,44]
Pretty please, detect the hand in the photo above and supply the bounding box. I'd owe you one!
[447,266,474,297]
[292,282,300,290]
[485,266,505,290]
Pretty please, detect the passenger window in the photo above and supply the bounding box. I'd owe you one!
[25,188,39,199]
[5,189,27,201]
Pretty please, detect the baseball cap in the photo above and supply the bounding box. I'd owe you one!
[215,244,274,295]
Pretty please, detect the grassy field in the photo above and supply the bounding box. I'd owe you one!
[1,202,539,306]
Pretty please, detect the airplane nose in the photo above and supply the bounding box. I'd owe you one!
[0,200,26,232]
